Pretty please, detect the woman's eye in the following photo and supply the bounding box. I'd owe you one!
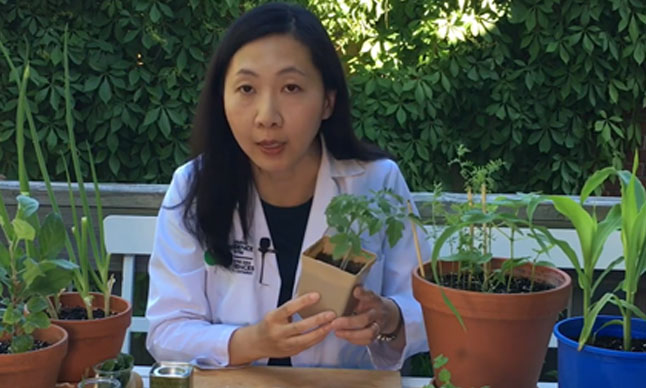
[238,85,254,94]
[284,84,301,93]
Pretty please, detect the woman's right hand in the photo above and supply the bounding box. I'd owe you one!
[228,292,336,365]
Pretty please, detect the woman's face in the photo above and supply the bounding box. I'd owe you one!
[223,34,335,178]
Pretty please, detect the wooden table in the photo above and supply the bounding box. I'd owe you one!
[134,366,558,388]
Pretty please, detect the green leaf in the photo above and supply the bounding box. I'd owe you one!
[16,195,38,218]
[177,50,187,72]
[109,153,120,175]
[149,3,161,23]
[10,334,33,353]
[143,107,161,126]
[12,218,36,241]
[609,83,618,103]
[23,259,77,295]
[99,78,112,104]
[3,305,23,327]
[26,296,49,313]
[634,43,645,65]
[396,107,406,127]
[84,76,101,92]
[580,167,615,202]
[25,311,49,330]
[438,368,451,383]
[559,45,570,63]
[0,244,9,269]
[38,212,66,260]
[159,109,171,137]
[629,16,639,42]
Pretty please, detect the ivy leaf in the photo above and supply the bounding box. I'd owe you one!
[177,49,187,72]
[634,43,645,65]
[628,16,639,42]
[582,35,594,53]
[396,107,406,127]
[149,3,161,23]
[84,76,101,92]
[143,107,161,126]
[559,45,570,63]
[539,132,551,153]
[609,83,618,103]
[99,78,112,104]
[159,109,171,137]
[109,153,120,175]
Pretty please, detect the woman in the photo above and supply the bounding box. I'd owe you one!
[146,2,430,370]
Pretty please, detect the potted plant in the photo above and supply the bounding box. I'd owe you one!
[411,147,572,388]
[1,27,132,383]
[551,154,646,387]
[93,353,136,388]
[0,60,75,387]
[295,188,412,318]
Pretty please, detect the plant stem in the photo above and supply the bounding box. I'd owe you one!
[623,291,634,350]
[481,184,489,291]
[46,297,59,320]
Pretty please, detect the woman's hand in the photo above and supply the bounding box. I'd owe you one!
[330,286,402,346]
[229,292,336,364]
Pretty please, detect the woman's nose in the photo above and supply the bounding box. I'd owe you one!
[254,92,282,128]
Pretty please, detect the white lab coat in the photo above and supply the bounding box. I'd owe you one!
[146,141,430,370]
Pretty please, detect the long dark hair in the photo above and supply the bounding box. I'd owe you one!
[181,2,389,268]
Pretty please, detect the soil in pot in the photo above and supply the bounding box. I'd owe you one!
[430,272,554,293]
[315,252,363,274]
[57,306,112,320]
[563,334,646,352]
[0,339,49,354]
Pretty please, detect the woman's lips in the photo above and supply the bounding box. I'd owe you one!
[258,141,285,155]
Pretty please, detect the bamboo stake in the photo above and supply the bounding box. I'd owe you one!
[408,200,426,278]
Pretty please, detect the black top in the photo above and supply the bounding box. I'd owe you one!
[261,197,313,367]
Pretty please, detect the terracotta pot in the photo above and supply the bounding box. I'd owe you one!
[52,292,132,383]
[0,324,68,388]
[412,259,571,388]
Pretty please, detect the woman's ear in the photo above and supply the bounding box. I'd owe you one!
[322,90,336,120]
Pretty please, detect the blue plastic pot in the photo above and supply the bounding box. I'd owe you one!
[554,315,646,387]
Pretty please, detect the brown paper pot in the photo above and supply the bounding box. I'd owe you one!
[296,236,376,318]
[52,292,132,383]
[412,259,571,388]
[0,324,68,388]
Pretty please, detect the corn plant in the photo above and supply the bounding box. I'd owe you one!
[615,155,646,350]
[0,27,114,319]
[551,154,646,351]
[549,174,622,350]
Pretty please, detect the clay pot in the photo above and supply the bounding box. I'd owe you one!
[0,324,68,388]
[412,259,571,388]
[52,292,132,383]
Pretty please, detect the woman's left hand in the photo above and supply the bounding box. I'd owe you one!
[330,286,401,346]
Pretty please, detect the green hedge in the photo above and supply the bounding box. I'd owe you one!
[1,0,645,194]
